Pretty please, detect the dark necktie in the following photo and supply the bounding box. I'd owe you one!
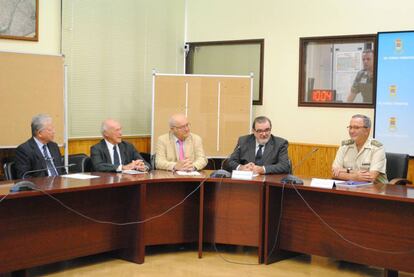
[255,144,264,165]
[113,145,120,166]
[42,145,58,176]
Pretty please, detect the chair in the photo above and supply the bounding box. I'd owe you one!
[386,152,411,185]
[151,154,156,170]
[140,152,156,170]
[3,161,17,180]
[66,154,91,173]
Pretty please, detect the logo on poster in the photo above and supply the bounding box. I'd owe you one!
[389,116,397,132]
[395,39,403,53]
[389,85,397,97]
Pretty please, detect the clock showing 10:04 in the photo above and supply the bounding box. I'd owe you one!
[311,89,336,102]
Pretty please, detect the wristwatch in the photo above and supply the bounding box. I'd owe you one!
[346,167,351,173]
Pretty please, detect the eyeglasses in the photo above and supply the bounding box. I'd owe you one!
[173,123,190,130]
[254,128,271,134]
[347,125,368,130]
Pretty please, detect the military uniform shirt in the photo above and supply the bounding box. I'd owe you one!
[332,138,387,183]
[351,69,373,103]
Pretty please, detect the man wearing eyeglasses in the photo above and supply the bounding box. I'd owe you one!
[225,116,290,175]
[332,114,387,183]
[155,113,207,171]
[15,114,66,178]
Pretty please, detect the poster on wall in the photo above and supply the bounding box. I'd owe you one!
[375,31,414,155]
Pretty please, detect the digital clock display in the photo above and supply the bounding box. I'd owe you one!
[311,89,336,102]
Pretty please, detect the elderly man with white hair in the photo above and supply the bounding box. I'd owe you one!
[155,113,207,171]
[91,119,151,172]
[15,114,66,178]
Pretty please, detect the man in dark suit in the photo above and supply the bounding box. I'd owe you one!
[225,116,290,175]
[15,114,66,178]
[91,119,151,172]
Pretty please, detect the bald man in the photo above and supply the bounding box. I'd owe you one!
[91,119,151,172]
[155,114,207,171]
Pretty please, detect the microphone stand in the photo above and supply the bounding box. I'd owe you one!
[209,145,241,178]
[281,148,319,185]
[11,164,75,192]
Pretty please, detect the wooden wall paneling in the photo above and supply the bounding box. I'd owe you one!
[67,136,151,156]
[288,143,338,179]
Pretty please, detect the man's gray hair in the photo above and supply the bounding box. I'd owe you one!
[352,114,371,128]
[168,114,186,128]
[31,114,52,137]
[101,120,109,135]
[168,117,176,128]
[252,116,272,130]
[362,49,373,55]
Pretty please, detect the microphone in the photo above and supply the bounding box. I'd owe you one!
[11,164,76,193]
[210,159,232,178]
[281,148,319,185]
[22,163,76,179]
[210,146,240,178]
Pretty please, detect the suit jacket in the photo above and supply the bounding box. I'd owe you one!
[155,132,207,171]
[225,134,290,174]
[15,137,66,179]
[90,139,151,172]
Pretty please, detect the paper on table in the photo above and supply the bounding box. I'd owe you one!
[335,181,373,187]
[61,173,100,179]
[175,171,201,176]
[122,170,147,175]
[310,178,338,189]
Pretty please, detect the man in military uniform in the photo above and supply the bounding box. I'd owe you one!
[332,114,387,184]
[347,50,374,103]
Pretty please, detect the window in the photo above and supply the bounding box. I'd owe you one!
[186,39,264,105]
[298,35,376,107]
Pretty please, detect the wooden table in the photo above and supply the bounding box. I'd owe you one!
[0,171,266,273]
[4,172,412,275]
[264,175,414,276]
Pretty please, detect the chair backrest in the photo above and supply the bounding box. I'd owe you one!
[140,152,156,170]
[3,161,17,180]
[67,153,90,173]
[151,154,156,170]
[83,157,93,172]
[386,152,409,180]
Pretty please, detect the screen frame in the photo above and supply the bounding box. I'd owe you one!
[374,30,414,157]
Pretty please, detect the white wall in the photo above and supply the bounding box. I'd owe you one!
[0,0,61,55]
[186,0,414,145]
[3,0,414,145]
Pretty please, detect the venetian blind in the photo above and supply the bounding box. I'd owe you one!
[62,0,185,137]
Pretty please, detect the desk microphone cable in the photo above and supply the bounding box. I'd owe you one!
[287,182,414,255]
[0,191,12,204]
[266,180,286,260]
[23,178,208,226]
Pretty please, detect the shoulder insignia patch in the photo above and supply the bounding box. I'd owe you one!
[371,139,383,147]
[341,139,354,146]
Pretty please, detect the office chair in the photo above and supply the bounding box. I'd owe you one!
[66,153,91,173]
[3,161,17,180]
[151,154,156,170]
[386,152,411,185]
[140,152,151,165]
[383,155,408,277]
